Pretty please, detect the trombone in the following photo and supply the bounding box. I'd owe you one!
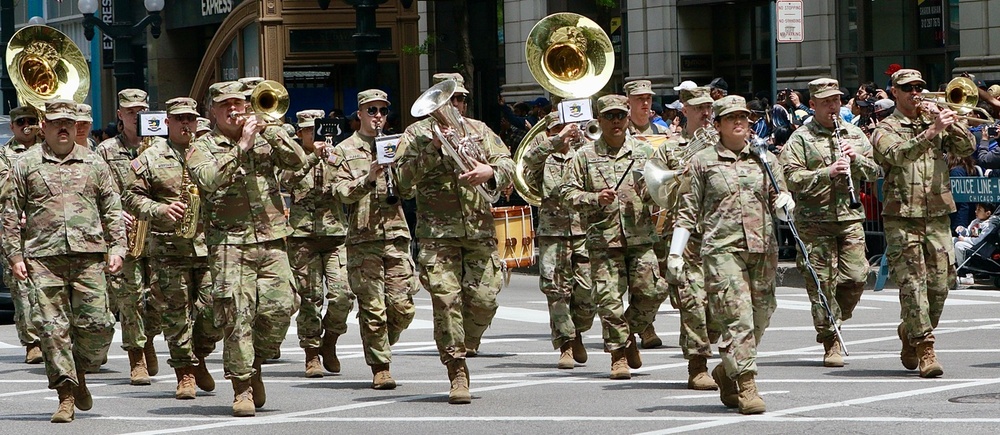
[228,80,289,126]
[916,77,994,125]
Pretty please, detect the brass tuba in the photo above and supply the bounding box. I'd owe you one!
[5,24,90,113]
[513,13,614,206]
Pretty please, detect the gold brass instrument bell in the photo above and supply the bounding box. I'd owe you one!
[917,77,994,125]
[229,79,290,125]
[5,24,90,113]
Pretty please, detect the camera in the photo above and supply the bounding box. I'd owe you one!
[988,126,999,138]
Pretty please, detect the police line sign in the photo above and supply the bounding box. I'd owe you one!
[951,177,1000,203]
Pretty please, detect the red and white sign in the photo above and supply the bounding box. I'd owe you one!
[776,0,804,43]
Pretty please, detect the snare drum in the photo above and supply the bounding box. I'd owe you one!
[492,206,536,269]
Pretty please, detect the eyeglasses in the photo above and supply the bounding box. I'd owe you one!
[171,114,198,122]
[366,106,389,116]
[47,119,76,128]
[601,111,628,121]
[14,118,37,126]
[897,83,923,93]
[451,95,469,103]
[722,113,750,123]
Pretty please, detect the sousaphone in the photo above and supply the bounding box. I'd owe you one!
[5,25,90,112]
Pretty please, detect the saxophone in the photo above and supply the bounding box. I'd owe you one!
[176,163,201,239]
[127,137,154,257]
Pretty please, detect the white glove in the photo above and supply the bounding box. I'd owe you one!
[666,253,685,285]
[775,191,795,222]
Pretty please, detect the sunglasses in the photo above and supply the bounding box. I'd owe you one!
[451,95,469,103]
[601,111,628,121]
[14,118,38,126]
[897,83,923,93]
[171,114,198,122]
[366,106,389,116]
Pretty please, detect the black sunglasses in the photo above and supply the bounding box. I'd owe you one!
[366,106,389,116]
[897,83,923,93]
[14,118,38,126]
[601,111,628,121]
[171,114,198,122]
[451,95,469,103]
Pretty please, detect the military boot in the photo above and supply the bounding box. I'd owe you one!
[320,333,341,373]
[736,372,766,415]
[711,363,738,408]
[304,348,324,378]
[251,356,266,408]
[571,334,587,364]
[143,338,159,376]
[194,355,215,392]
[51,385,75,423]
[917,342,944,378]
[74,370,93,411]
[639,324,662,349]
[127,349,151,385]
[609,349,631,380]
[25,342,42,364]
[624,334,642,369]
[897,324,918,370]
[447,360,472,404]
[174,366,197,400]
[557,342,574,369]
[823,337,845,367]
[231,378,255,417]
[372,364,397,390]
[687,356,718,390]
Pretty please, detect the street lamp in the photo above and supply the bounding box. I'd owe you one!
[342,0,388,90]
[79,0,164,92]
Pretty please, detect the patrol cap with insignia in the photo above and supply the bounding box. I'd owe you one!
[295,109,325,129]
[432,72,470,94]
[9,105,38,122]
[808,78,843,100]
[596,94,628,113]
[196,117,212,133]
[624,80,654,96]
[680,87,713,106]
[712,95,751,118]
[239,76,265,96]
[892,69,926,86]
[358,89,390,106]
[44,99,78,121]
[545,112,562,130]
[118,88,149,108]
[76,104,93,123]
[208,81,246,103]
[166,97,199,116]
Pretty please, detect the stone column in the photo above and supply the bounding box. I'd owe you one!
[500,0,547,101]
[954,0,1000,81]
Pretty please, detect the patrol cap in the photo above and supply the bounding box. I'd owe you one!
[624,80,654,96]
[208,81,246,103]
[295,109,325,129]
[432,72,470,94]
[596,94,628,114]
[712,95,751,118]
[9,105,37,122]
[239,76,265,96]
[44,99,78,121]
[545,112,562,130]
[680,87,713,106]
[166,97,199,116]
[808,78,843,100]
[673,80,697,91]
[76,104,93,122]
[118,88,149,108]
[196,117,212,133]
[891,69,926,86]
[358,89,390,106]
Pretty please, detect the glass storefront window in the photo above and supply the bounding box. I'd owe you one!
[838,0,858,53]
[243,22,260,78]
[221,39,239,81]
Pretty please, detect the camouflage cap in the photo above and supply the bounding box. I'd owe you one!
[712,95,751,118]
[196,117,212,133]
[808,78,843,100]
[295,109,326,129]
[208,81,246,103]
[44,99,78,121]
[891,69,926,86]
[239,76,265,96]
[432,72,470,94]
[166,97,199,116]
[75,104,93,123]
[545,112,562,130]
[680,87,713,106]
[358,89,390,106]
[9,105,38,121]
[118,88,149,108]
[624,80,654,96]
[596,94,628,114]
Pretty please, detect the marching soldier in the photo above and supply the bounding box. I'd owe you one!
[280,109,352,378]
[562,94,663,380]
[125,97,223,399]
[396,72,514,404]
[2,100,124,422]
[75,104,98,150]
[186,81,306,416]
[625,80,667,136]
[331,89,417,389]
[521,114,595,369]
[96,89,163,385]
[780,78,881,367]
[873,69,975,378]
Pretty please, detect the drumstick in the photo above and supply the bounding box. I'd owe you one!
[614,159,636,191]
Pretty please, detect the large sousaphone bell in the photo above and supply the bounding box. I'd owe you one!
[5,25,90,112]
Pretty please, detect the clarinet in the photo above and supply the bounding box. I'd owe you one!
[831,115,863,209]
[375,121,399,205]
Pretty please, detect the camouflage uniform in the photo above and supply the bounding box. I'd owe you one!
[126,138,222,368]
[521,132,594,349]
[2,141,124,389]
[781,104,881,344]
[331,131,417,366]
[0,137,41,348]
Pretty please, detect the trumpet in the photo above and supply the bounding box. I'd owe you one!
[375,120,399,205]
[831,115,863,210]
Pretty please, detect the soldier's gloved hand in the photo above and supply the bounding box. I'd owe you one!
[666,254,685,284]
[775,192,795,222]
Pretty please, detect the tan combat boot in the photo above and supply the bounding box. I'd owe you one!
[304,348,324,378]
[736,372,766,415]
[51,385,75,423]
[624,334,642,369]
[639,324,662,349]
[320,333,341,373]
[128,349,151,385]
[571,334,587,364]
[609,349,631,380]
[251,356,266,408]
[823,338,845,368]
[447,360,472,404]
[25,342,42,364]
[175,366,197,400]
[917,342,944,378]
[231,378,255,417]
[371,363,397,390]
[687,356,718,390]
[897,324,918,370]
[711,363,738,408]
[557,342,574,370]
[74,370,93,411]
[194,356,215,392]
[143,338,159,376]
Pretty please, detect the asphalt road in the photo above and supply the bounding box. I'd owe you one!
[1,270,1000,434]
